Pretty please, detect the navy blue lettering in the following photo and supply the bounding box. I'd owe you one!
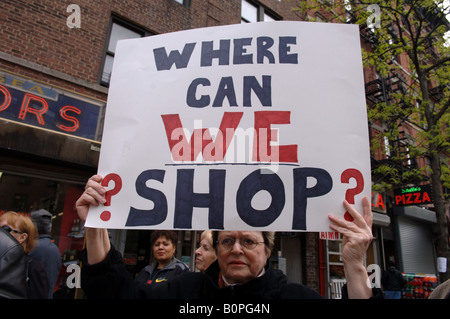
[174,169,225,229]
[233,38,253,64]
[236,169,285,227]
[293,167,333,230]
[186,78,211,108]
[212,76,238,107]
[153,43,196,71]
[201,40,231,67]
[126,170,167,226]
[279,36,298,64]
[243,75,272,106]
[257,37,275,64]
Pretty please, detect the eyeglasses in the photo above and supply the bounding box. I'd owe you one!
[217,237,265,250]
[1,225,24,235]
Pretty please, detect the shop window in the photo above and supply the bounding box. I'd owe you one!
[241,0,279,23]
[12,194,28,212]
[0,171,86,298]
[100,18,151,87]
[326,239,344,279]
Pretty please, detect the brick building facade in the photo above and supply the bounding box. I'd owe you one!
[0,0,408,298]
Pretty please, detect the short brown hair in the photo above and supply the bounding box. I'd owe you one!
[0,211,38,253]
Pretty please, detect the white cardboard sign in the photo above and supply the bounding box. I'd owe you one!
[85,21,371,231]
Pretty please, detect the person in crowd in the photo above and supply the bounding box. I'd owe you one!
[0,212,50,298]
[195,230,217,272]
[0,225,27,298]
[30,209,62,298]
[381,261,406,299]
[135,230,189,285]
[76,174,382,299]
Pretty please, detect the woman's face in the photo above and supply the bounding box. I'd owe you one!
[195,234,216,272]
[152,236,176,264]
[217,231,269,285]
[0,218,28,245]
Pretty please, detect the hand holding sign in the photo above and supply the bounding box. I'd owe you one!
[75,174,106,223]
[328,196,374,298]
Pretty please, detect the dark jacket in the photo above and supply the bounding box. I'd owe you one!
[135,257,189,285]
[25,255,51,299]
[0,227,27,299]
[29,234,62,298]
[381,266,406,291]
[81,245,324,299]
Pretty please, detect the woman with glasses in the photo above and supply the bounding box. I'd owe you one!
[76,174,381,299]
[0,212,50,298]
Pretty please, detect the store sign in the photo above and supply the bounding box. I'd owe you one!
[86,22,371,231]
[320,231,341,240]
[394,185,433,206]
[371,191,386,213]
[0,72,101,141]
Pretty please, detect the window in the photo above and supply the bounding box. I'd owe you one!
[101,19,149,86]
[173,0,190,7]
[241,0,278,23]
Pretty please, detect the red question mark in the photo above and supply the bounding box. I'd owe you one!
[341,168,364,222]
[100,173,122,222]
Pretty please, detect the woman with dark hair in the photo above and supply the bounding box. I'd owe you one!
[135,230,189,285]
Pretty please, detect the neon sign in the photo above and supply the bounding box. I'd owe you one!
[0,72,101,141]
[394,185,432,206]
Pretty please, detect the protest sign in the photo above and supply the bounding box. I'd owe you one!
[85,21,371,231]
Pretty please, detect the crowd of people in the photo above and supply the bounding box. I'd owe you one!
[1,173,449,299]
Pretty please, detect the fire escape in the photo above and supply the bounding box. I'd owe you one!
[362,26,429,187]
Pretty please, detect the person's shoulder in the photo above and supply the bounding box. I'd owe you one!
[174,258,190,271]
[429,278,450,299]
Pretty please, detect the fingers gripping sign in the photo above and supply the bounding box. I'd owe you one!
[76,174,123,223]
[328,197,373,264]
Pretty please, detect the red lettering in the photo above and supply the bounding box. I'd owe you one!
[253,111,298,163]
[414,192,421,204]
[58,105,81,132]
[405,193,413,204]
[19,93,48,125]
[161,112,243,161]
[422,191,431,203]
[395,195,402,205]
[0,84,12,111]
[376,193,385,210]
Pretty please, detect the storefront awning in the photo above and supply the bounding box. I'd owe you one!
[393,205,437,224]
[372,211,391,227]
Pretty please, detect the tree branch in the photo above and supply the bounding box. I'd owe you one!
[433,98,450,123]
[423,56,450,74]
